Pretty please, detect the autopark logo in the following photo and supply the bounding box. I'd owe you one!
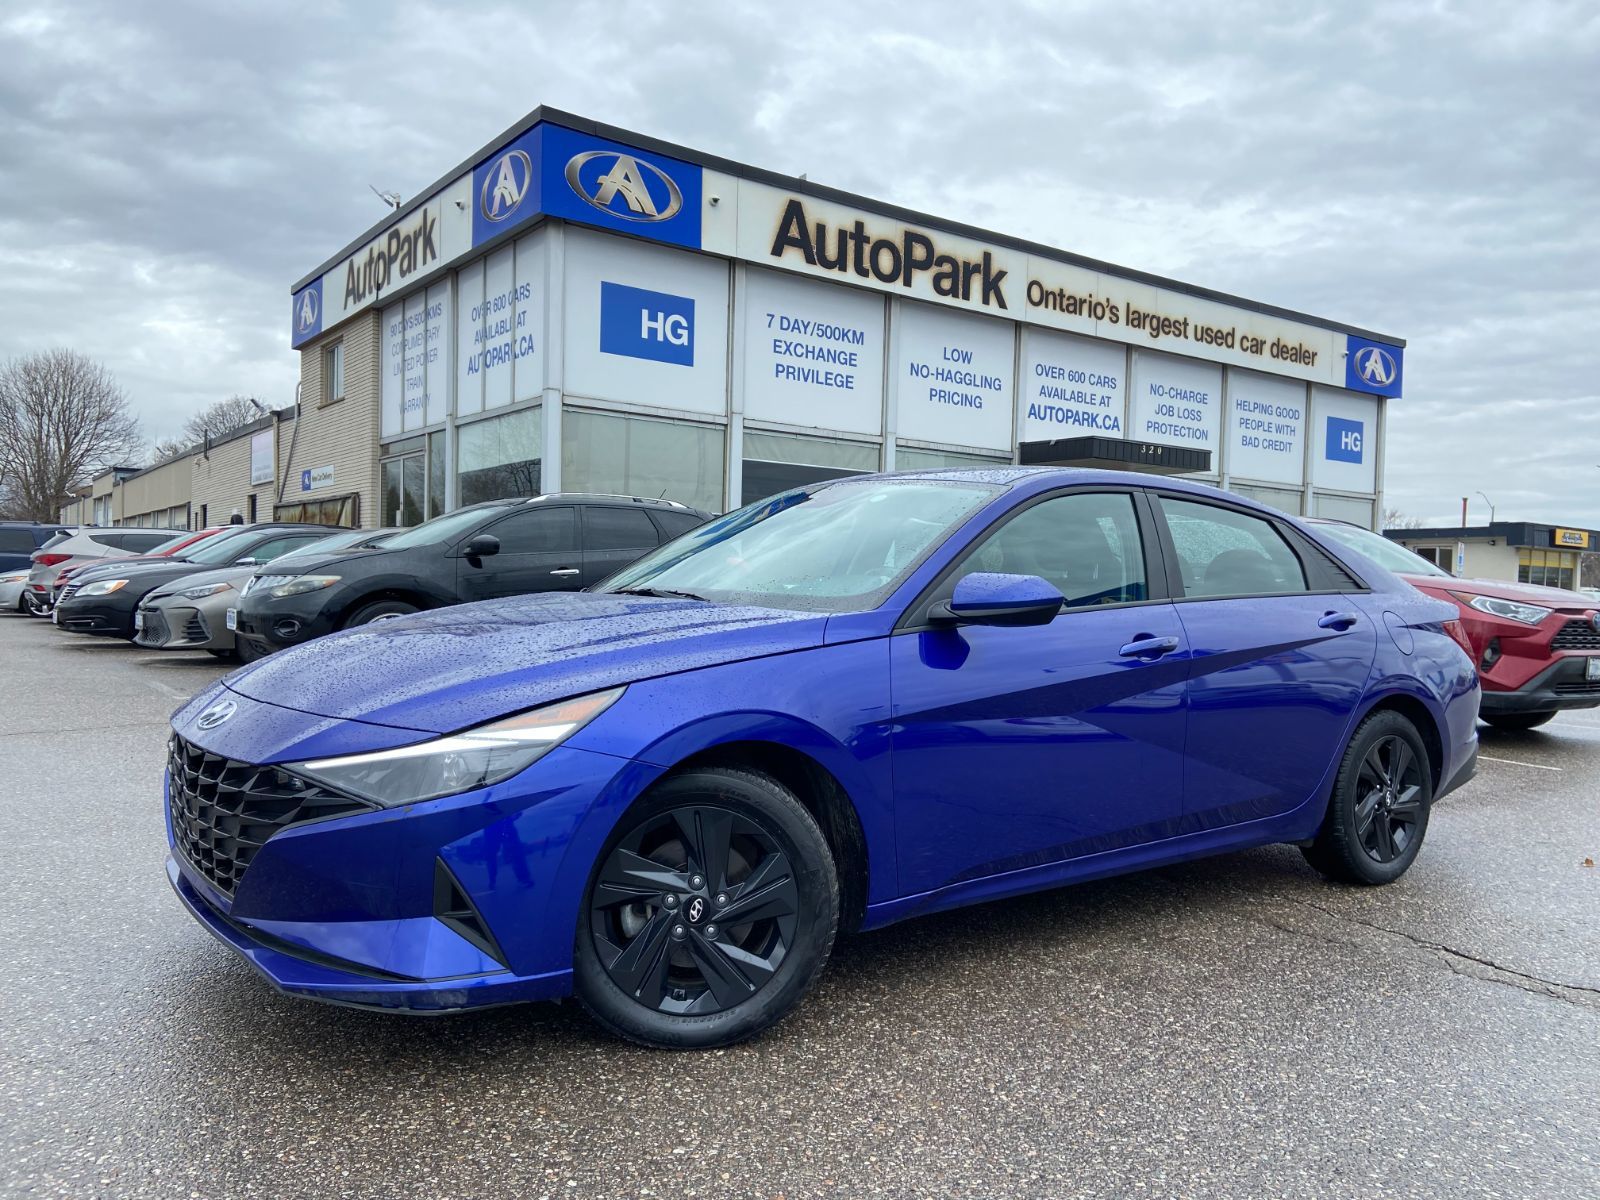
[480,149,534,223]
[1352,345,1397,388]
[565,151,683,223]
[296,288,319,334]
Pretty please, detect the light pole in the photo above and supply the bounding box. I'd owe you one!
[1476,491,1495,523]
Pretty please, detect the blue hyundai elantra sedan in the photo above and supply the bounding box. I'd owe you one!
[165,468,1479,1047]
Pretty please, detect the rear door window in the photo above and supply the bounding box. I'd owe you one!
[121,532,176,553]
[584,507,658,551]
[1158,497,1308,598]
[0,529,36,554]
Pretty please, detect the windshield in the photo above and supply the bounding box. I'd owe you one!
[1315,522,1451,578]
[184,526,273,565]
[380,506,505,550]
[597,478,1000,612]
[272,528,395,565]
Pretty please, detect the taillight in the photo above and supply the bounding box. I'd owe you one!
[1443,619,1473,657]
[31,552,70,567]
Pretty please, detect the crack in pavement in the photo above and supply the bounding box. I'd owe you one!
[1267,898,1600,1012]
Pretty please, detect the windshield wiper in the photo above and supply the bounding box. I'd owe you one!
[613,586,709,602]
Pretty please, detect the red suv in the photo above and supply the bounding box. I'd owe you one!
[1309,519,1599,730]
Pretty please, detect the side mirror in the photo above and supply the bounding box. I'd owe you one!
[929,572,1064,628]
[462,533,500,560]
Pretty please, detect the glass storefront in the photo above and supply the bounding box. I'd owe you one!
[1517,548,1577,590]
[741,430,879,506]
[458,406,542,507]
[563,409,724,513]
[893,444,1011,473]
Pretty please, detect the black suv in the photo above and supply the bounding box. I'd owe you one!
[234,493,710,658]
[0,522,70,573]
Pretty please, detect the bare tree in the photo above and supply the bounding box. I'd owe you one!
[0,350,143,521]
[180,395,279,448]
[148,436,189,465]
[1382,507,1425,531]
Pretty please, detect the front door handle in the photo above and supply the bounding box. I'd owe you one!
[550,568,580,576]
[1318,611,1359,630]
[1119,635,1180,659]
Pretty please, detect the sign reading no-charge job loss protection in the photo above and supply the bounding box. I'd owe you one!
[1129,350,1222,452]
[895,301,1015,451]
[741,268,886,435]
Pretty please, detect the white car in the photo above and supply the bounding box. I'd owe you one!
[0,568,28,613]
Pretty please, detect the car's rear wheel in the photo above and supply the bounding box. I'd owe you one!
[343,598,418,628]
[1302,710,1432,885]
[574,767,839,1049]
[24,594,50,617]
[1481,711,1556,731]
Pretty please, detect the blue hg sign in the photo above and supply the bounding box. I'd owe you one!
[470,123,702,251]
[1344,334,1403,398]
[1325,416,1365,464]
[600,282,694,366]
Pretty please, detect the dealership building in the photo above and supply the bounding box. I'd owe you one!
[70,108,1409,532]
[1388,522,1599,590]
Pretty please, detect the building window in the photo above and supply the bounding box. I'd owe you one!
[457,406,542,507]
[381,455,426,527]
[742,431,878,507]
[563,409,724,514]
[1517,548,1576,590]
[273,493,360,527]
[1412,546,1453,571]
[324,342,345,406]
[1228,483,1303,516]
[894,445,1011,473]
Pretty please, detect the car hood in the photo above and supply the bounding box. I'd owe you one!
[224,591,831,734]
[1402,573,1597,609]
[146,566,251,602]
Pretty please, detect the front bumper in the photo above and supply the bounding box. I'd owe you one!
[235,592,341,653]
[56,593,139,637]
[162,687,661,1012]
[1480,655,1600,714]
[135,602,230,650]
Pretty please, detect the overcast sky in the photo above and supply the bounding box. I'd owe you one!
[2,0,1595,526]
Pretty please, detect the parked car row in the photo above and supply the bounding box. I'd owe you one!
[7,493,712,661]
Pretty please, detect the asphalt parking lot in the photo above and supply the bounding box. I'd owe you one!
[1,612,1596,1200]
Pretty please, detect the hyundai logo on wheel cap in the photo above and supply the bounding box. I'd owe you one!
[685,896,706,924]
[196,699,238,730]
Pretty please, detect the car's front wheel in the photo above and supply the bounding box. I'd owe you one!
[1302,710,1432,885]
[1481,711,1556,731]
[574,767,839,1049]
[343,598,419,628]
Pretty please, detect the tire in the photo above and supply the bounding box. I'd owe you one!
[574,767,840,1049]
[343,598,419,628]
[1302,710,1433,885]
[24,594,50,618]
[1481,711,1556,731]
[236,635,267,664]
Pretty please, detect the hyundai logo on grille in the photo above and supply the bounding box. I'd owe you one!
[565,151,683,222]
[196,698,238,730]
[481,149,533,223]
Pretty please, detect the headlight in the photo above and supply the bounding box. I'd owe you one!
[180,582,234,600]
[268,575,340,599]
[76,579,128,596]
[288,687,626,806]
[1455,593,1552,625]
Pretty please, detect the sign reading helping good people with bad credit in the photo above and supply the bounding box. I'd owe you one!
[742,269,885,434]
[1227,370,1306,485]
[895,302,1015,451]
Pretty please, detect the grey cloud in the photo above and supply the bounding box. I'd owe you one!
[0,0,1594,525]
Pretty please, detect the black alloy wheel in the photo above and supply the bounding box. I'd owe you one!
[1352,734,1424,864]
[1302,710,1433,885]
[575,768,839,1049]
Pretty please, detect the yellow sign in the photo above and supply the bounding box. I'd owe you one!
[1554,528,1590,548]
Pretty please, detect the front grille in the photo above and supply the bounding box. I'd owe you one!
[1551,619,1600,651]
[58,582,80,603]
[1554,679,1600,696]
[137,607,171,646]
[167,734,376,897]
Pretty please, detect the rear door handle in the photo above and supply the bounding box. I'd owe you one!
[1119,635,1181,659]
[550,568,580,576]
[1318,611,1359,630]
